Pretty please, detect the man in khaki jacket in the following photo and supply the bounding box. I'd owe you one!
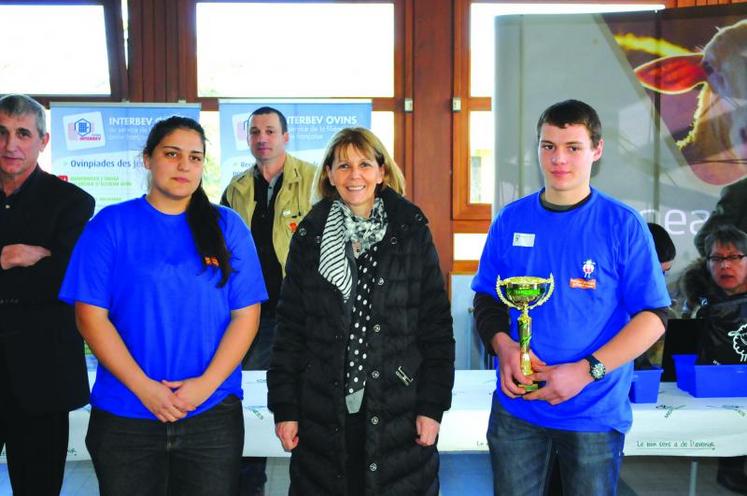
[220,106,316,496]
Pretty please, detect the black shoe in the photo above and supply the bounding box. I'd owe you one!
[717,471,747,495]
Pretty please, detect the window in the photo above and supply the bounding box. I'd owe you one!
[0,3,121,96]
[196,3,394,98]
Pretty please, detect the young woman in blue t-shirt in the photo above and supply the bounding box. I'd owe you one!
[60,116,267,495]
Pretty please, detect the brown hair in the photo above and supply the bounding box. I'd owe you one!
[315,127,405,202]
[536,99,602,148]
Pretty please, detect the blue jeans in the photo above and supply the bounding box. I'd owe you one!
[86,394,244,496]
[486,395,624,496]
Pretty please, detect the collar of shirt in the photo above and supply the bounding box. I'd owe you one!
[0,165,41,204]
[253,166,283,208]
[253,165,282,187]
[539,190,592,212]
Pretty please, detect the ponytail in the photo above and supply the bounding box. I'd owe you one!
[187,184,233,287]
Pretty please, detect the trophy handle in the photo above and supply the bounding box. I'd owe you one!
[495,276,520,310]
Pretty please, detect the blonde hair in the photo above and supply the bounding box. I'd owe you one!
[315,127,405,202]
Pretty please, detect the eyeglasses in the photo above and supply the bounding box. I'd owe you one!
[706,254,747,264]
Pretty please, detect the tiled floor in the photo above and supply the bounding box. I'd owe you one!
[0,453,741,495]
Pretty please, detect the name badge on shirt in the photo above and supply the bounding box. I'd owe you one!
[512,232,535,247]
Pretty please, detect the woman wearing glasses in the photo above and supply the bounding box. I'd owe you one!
[681,224,747,364]
[681,224,747,494]
[698,225,747,359]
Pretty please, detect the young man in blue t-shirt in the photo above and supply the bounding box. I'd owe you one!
[472,100,670,495]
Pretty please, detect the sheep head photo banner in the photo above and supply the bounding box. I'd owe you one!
[492,4,746,272]
[610,7,747,187]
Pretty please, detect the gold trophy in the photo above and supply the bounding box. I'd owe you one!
[495,275,555,392]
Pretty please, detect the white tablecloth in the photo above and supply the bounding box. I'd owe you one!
[2,370,746,462]
[440,371,747,457]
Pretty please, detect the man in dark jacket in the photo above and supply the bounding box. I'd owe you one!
[221,106,316,496]
[0,94,94,495]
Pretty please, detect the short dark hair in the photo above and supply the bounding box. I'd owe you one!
[536,99,602,148]
[249,106,288,134]
[704,225,747,258]
[647,223,676,263]
[0,94,47,137]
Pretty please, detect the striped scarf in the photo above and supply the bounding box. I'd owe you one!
[319,199,386,301]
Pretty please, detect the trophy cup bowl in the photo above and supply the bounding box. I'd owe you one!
[503,278,549,305]
[496,275,555,392]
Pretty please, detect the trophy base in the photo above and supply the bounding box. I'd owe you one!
[519,382,539,392]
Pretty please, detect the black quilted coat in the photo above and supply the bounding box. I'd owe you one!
[268,187,455,496]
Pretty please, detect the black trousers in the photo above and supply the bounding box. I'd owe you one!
[719,456,747,474]
[0,358,70,496]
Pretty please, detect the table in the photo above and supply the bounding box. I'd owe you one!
[2,370,746,462]
[441,371,747,458]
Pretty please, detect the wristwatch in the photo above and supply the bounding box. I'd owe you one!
[584,354,606,381]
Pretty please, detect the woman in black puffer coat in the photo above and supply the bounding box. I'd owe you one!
[267,128,454,496]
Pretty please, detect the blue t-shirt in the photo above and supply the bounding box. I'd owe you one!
[472,188,670,433]
[60,196,268,419]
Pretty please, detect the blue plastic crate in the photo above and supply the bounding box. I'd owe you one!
[673,354,747,397]
[629,368,663,403]
[673,354,696,393]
